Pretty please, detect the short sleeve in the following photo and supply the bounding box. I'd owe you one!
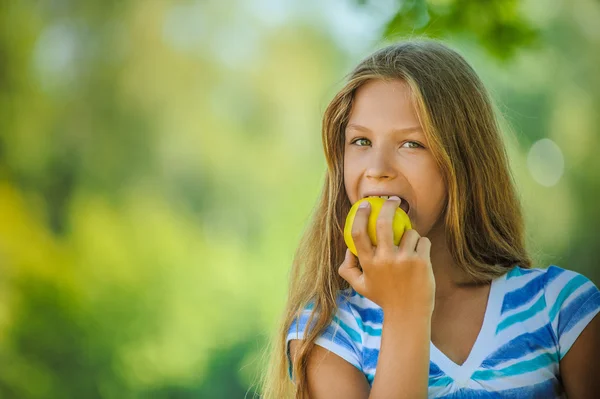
[286,291,363,382]
[543,266,600,360]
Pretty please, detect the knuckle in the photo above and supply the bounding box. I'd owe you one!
[351,228,362,239]
[372,251,390,264]
[398,251,417,262]
[397,253,411,262]
[406,229,420,238]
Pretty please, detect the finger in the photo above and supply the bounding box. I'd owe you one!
[338,248,364,293]
[398,229,420,254]
[351,201,374,258]
[415,236,431,259]
[375,196,402,253]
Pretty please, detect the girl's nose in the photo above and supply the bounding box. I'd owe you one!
[366,151,397,180]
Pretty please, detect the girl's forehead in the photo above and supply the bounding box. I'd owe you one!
[347,80,420,127]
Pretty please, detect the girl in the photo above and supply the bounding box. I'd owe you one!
[260,40,600,398]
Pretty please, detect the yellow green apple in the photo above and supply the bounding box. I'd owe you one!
[343,197,412,256]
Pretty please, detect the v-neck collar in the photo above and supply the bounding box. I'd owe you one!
[430,271,508,387]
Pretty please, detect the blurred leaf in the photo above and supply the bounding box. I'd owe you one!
[384,0,430,34]
[0,277,132,398]
[383,0,539,60]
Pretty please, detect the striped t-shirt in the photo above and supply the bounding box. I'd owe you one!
[286,265,600,398]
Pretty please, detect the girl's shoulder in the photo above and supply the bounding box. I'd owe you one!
[504,264,598,307]
[505,264,598,296]
[504,265,599,354]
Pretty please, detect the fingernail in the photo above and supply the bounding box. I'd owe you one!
[390,196,400,201]
[359,201,370,208]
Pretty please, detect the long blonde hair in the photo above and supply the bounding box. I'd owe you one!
[258,40,531,398]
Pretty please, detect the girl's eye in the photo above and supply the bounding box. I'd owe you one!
[351,138,371,146]
[402,141,424,149]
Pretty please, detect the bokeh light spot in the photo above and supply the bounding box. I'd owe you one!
[527,138,565,187]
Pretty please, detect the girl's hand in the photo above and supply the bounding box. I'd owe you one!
[338,196,436,315]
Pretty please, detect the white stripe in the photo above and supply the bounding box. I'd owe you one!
[362,319,381,331]
[495,307,549,346]
[349,295,380,310]
[362,336,382,351]
[545,270,579,304]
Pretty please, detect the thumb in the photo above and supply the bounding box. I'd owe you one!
[338,248,364,292]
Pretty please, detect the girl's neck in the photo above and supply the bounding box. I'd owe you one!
[427,223,486,300]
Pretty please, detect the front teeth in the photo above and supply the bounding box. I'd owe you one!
[369,195,395,200]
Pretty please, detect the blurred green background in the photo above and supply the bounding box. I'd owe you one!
[1,0,599,397]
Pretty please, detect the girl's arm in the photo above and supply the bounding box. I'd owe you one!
[289,308,431,399]
[289,340,370,398]
[369,308,431,398]
[560,313,600,398]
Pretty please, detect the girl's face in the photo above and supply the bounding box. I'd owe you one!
[343,79,447,237]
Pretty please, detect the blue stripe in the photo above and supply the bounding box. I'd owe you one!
[545,265,568,282]
[352,303,384,325]
[429,361,444,378]
[332,315,362,344]
[362,346,380,370]
[507,266,523,279]
[321,323,359,355]
[435,378,557,399]
[507,266,537,279]
[366,372,375,385]
[429,376,453,387]
[288,313,317,336]
[362,323,382,336]
[482,325,557,368]
[558,288,600,336]
[549,274,589,322]
[473,352,556,380]
[496,294,546,333]
[501,272,546,315]
[289,311,359,344]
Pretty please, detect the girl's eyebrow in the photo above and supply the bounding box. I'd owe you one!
[345,123,422,135]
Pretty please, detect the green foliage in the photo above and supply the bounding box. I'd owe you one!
[381,0,539,60]
[0,277,132,398]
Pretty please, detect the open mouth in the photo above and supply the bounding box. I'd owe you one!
[365,195,411,214]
